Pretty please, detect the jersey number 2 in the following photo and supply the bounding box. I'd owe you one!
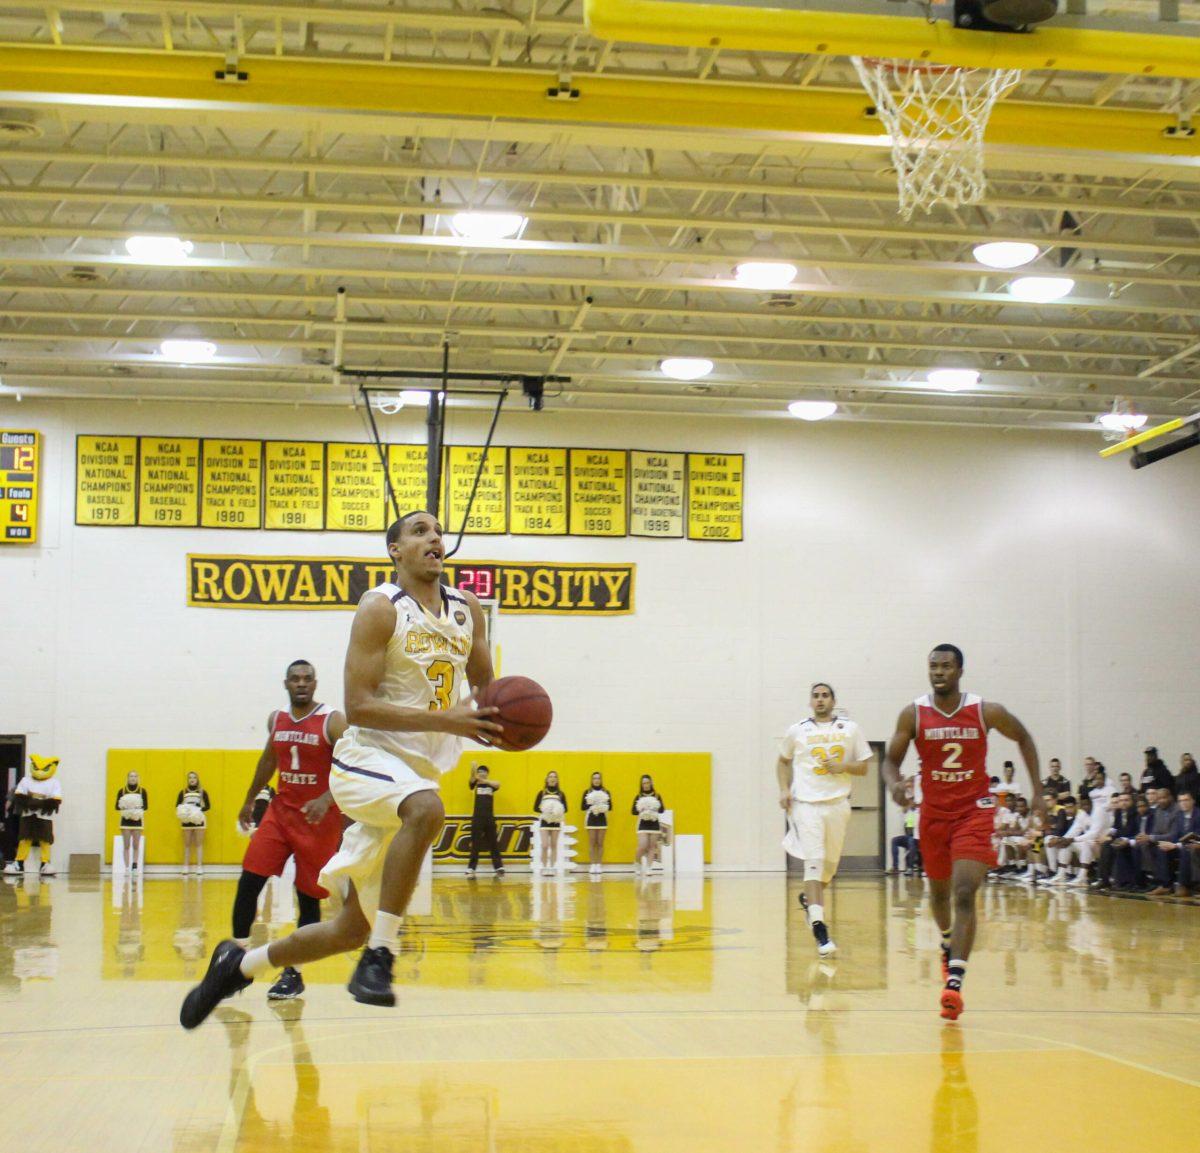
[941,743,963,770]
[427,660,455,711]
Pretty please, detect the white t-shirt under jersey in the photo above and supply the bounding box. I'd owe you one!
[342,582,474,779]
[780,716,871,803]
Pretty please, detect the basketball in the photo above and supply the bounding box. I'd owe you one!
[477,676,553,750]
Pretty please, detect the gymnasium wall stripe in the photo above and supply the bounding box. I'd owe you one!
[76,436,743,541]
[186,555,636,614]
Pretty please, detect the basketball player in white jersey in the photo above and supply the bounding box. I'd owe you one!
[777,683,872,956]
[181,511,502,1027]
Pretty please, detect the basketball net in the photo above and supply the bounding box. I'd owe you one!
[852,57,1023,218]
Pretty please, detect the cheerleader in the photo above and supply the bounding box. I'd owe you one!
[580,772,613,876]
[115,771,149,873]
[176,771,212,875]
[532,771,567,876]
[631,775,665,874]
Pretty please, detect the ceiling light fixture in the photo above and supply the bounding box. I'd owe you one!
[125,234,193,263]
[1097,410,1148,433]
[734,261,798,290]
[160,338,216,362]
[973,241,1039,269]
[927,368,980,392]
[660,357,714,382]
[788,400,837,421]
[1008,275,1074,303]
[449,212,526,241]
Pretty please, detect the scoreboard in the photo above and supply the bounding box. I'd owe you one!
[0,431,39,544]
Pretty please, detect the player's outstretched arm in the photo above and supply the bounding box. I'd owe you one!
[983,702,1043,821]
[240,711,280,828]
[881,707,916,806]
[344,592,503,743]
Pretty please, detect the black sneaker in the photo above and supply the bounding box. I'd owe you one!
[347,945,396,1007]
[180,940,253,1029]
[267,966,305,1000]
[798,892,809,916]
[496,868,506,877]
[811,920,837,957]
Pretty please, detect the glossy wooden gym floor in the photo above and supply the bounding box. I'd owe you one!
[2,872,1196,1152]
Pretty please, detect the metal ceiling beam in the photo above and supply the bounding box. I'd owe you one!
[1,46,1196,160]
[2,149,1195,222]
[2,186,1196,260]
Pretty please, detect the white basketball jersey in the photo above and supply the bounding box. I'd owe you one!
[780,716,871,803]
[346,581,474,778]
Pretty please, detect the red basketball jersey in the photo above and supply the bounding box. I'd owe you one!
[271,703,335,811]
[913,692,990,816]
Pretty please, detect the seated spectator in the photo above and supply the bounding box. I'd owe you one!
[1127,793,1154,890]
[1079,756,1099,800]
[1175,753,1200,803]
[1139,747,1175,797]
[1020,789,1061,882]
[993,795,1028,874]
[1039,795,1091,887]
[1080,763,1115,847]
[1150,789,1200,897]
[1043,759,1072,798]
[1138,787,1178,895]
[1116,772,1135,796]
[1094,791,1139,891]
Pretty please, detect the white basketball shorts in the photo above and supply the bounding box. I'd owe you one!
[782,797,851,880]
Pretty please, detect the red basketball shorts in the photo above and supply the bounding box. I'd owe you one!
[919,803,997,881]
[242,802,343,898]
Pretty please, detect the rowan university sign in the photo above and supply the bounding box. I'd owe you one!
[186,555,635,615]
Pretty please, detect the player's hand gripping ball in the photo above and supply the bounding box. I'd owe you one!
[476,676,552,751]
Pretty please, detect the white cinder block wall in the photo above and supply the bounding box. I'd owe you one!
[2,399,1198,869]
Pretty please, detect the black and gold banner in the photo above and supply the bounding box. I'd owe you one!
[188,556,635,614]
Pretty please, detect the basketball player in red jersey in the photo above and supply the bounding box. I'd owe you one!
[233,659,347,1000]
[882,644,1043,1022]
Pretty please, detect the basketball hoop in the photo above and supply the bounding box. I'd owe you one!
[852,56,1023,218]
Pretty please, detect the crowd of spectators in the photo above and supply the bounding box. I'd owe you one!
[892,748,1200,898]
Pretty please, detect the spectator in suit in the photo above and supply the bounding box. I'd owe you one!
[1175,753,1200,803]
[1140,748,1175,796]
[1138,787,1178,894]
[1043,759,1072,798]
[1093,791,1138,890]
[1149,789,1200,896]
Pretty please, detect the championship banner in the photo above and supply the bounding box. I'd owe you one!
[386,444,428,515]
[200,438,262,529]
[325,442,385,532]
[508,447,568,535]
[445,445,508,535]
[687,452,744,541]
[568,448,627,536]
[137,437,199,527]
[263,441,325,531]
[188,555,635,614]
[76,434,138,526]
[630,450,685,538]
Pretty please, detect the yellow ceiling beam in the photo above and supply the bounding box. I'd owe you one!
[0,45,1196,159]
[584,0,1200,79]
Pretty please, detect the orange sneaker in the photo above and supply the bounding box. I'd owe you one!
[940,986,963,1022]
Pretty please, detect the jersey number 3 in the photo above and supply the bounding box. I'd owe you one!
[812,746,845,776]
[426,660,455,711]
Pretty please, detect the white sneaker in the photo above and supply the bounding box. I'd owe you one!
[39,864,55,876]
[1066,873,1090,887]
[817,939,837,957]
[1046,870,1071,886]
[3,861,21,875]
[465,868,476,877]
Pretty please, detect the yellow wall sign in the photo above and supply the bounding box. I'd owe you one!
[630,449,685,538]
[445,445,508,535]
[325,442,385,532]
[508,446,568,535]
[386,443,429,517]
[137,437,199,527]
[687,452,744,541]
[569,448,628,536]
[200,439,262,529]
[76,434,138,526]
[0,431,39,544]
[263,441,325,530]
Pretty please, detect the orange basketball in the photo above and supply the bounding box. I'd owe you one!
[477,676,553,751]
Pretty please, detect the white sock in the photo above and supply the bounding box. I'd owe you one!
[368,911,404,952]
[809,903,825,924]
[240,944,272,978]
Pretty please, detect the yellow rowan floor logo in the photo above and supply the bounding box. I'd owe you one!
[187,555,634,614]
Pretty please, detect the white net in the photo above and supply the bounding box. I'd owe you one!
[852,57,1023,218]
